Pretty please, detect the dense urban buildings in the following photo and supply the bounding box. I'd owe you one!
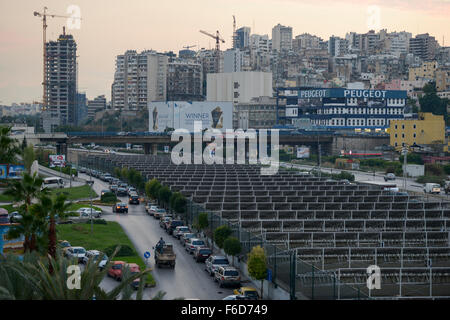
[42,29,77,133]
[272,24,293,52]
[87,95,107,119]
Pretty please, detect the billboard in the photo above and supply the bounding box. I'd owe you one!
[149,101,233,132]
[7,165,25,179]
[297,146,310,159]
[49,155,66,168]
[0,165,6,179]
[297,88,407,99]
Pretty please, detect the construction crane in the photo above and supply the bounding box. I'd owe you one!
[33,7,81,111]
[232,15,236,48]
[183,45,197,50]
[199,30,225,52]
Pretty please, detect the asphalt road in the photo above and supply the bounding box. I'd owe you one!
[81,173,235,300]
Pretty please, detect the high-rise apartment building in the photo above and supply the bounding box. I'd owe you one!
[42,29,77,132]
[235,27,251,49]
[87,95,107,119]
[328,36,349,57]
[292,33,321,51]
[167,60,203,101]
[409,33,439,61]
[272,24,293,52]
[111,50,168,110]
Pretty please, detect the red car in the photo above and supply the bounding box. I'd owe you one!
[193,246,212,262]
[107,261,141,288]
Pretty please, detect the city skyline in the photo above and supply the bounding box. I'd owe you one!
[0,0,449,104]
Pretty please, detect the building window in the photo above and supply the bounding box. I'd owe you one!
[413,124,416,129]
[413,133,416,138]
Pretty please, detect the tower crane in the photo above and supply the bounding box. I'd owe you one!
[183,45,197,50]
[33,7,81,110]
[199,30,225,52]
[233,15,236,48]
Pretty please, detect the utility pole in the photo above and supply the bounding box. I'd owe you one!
[402,145,408,190]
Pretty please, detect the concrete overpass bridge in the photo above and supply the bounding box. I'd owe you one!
[25,131,389,157]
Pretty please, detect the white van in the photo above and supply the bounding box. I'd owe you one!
[42,177,64,189]
[424,183,441,194]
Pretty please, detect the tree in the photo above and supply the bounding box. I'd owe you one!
[214,225,232,249]
[113,167,121,179]
[170,192,186,215]
[146,179,161,200]
[223,237,242,266]
[0,249,163,300]
[158,186,172,209]
[247,245,268,299]
[23,144,36,174]
[419,82,448,118]
[195,212,209,233]
[0,125,21,164]
[121,167,129,182]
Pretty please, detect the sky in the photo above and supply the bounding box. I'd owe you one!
[0,0,449,105]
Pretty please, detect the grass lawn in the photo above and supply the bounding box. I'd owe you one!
[0,193,13,202]
[57,222,155,286]
[67,203,102,212]
[50,185,98,201]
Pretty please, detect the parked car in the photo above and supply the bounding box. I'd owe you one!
[384,173,396,181]
[233,287,259,300]
[160,216,171,229]
[424,183,441,194]
[154,208,166,219]
[148,205,158,216]
[82,250,109,269]
[193,246,212,262]
[214,266,241,288]
[173,226,190,239]
[116,187,128,196]
[8,211,22,223]
[166,220,184,235]
[205,255,230,276]
[129,194,140,205]
[119,183,128,189]
[185,238,206,254]
[180,233,196,246]
[112,203,128,213]
[145,202,156,213]
[65,246,87,263]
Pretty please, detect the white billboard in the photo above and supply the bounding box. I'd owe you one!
[148,101,233,132]
[297,146,310,159]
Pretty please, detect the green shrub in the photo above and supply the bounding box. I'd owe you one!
[214,225,233,249]
[104,244,136,257]
[101,192,117,203]
[425,164,445,177]
[416,175,445,186]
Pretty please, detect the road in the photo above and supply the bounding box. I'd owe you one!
[81,173,235,300]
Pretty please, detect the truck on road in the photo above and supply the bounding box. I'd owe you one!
[154,243,176,268]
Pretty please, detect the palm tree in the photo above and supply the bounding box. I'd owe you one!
[0,249,165,300]
[0,125,21,164]
[31,194,71,261]
[5,172,49,252]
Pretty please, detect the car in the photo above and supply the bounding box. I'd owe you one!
[109,184,119,193]
[222,295,247,300]
[185,238,206,254]
[205,255,230,276]
[76,207,102,218]
[173,226,190,239]
[82,250,109,269]
[58,240,71,248]
[193,246,212,262]
[148,205,158,216]
[180,233,196,246]
[214,266,241,288]
[119,183,128,189]
[113,203,128,213]
[101,189,110,196]
[424,183,441,194]
[107,261,141,288]
[339,179,351,185]
[384,173,396,181]
[160,216,171,229]
[8,211,22,223]
[116,187,128,196]
[145,202,156,213]
[127,187,137,196]
[154,208,166,219]
[65,246,87,263]
[128,194,140,205]
[233,287,260,300]
[166,220,183,235]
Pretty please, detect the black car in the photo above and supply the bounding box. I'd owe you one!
[116,187,128,196]
[113,203,128,213]
[129,194,140,205]
[166,220,183,235]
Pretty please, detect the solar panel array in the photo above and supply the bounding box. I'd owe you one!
[82,154,450,298]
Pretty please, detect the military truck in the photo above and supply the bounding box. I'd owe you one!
[154,243,176,268]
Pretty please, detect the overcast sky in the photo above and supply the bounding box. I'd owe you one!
[0,0,449,104]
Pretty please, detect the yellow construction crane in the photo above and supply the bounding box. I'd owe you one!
[199,30,225,52]
[33,7,80,110]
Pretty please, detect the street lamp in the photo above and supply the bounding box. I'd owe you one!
[401,145,408,190]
